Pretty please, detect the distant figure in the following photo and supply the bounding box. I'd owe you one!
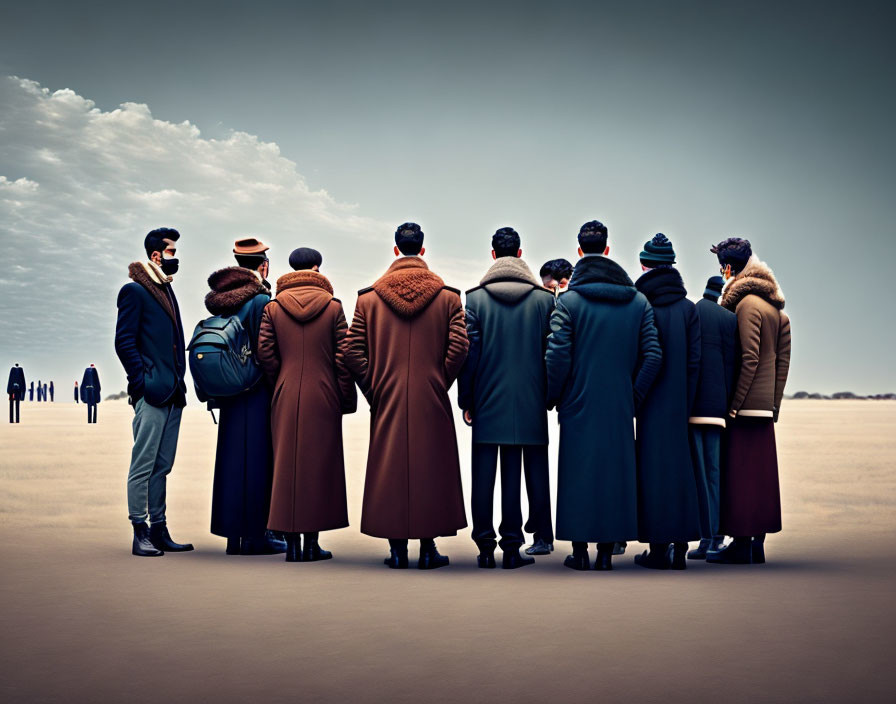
[539,258,573,296]
[37,379,42,402]
[49,381,54,402]
[42,383,47,402]
[80,365,101,423]
[29,381,34,402]
[74,381,79,403]
[7,363,26,423]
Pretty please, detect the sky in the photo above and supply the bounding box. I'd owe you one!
[1,0,894,397]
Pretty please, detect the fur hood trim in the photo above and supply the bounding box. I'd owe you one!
[566,255,637,303]
[372,257,446,318]
[205,267,270,316]
[128,262,176,321]
[480,257,540,286]
[276,270,334,296]
[272,270,335,323]
[721,257,785,311]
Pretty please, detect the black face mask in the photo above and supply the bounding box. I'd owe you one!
[160,257,179,276]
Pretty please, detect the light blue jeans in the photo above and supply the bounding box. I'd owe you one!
[127,398,183,524]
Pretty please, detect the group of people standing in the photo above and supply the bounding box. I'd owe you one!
[6,365,102,424]
[114,221,791,571]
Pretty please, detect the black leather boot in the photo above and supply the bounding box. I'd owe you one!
[752,534,766,564]
[707,536,752,564]
[149,522,193,552]
[671,542,688,570]
[594,542,614,571]
[240,531,286,555]
[477,543,496,569]
[687,539,711,560]
[418,538,449,569]
[612,541,627,555]
[525,538,553,556]
[132,522,163,557]
[285,533,301,563]
[302,532,332,561]
[564,542,591,570]
[502,546,535,569]
[384,539,409,569]
[226,537,240,555]
[634,543,671,570]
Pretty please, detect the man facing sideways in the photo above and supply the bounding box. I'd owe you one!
[115,227,193,557]
[80,364,101,423]
[346,223,469,569]
[458,227,555,569]
[546,221,662,571]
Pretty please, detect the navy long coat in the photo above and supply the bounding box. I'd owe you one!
[692,295,738,420]
[546,255,662,543]
[7,366,26,401]
[635,267,702,543]
[80,368,101,405]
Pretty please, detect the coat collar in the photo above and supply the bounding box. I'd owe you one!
[721,257,785,311]
[635,266,687,306]
[276,270,334,296]
[128,262,176,322]
[565,255,637,303]
[204,266,270,316]
[372,257,446,317]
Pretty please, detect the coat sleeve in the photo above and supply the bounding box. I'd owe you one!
[633,302,663,410]
[345,299,371,402]
[114,285,145,400]
[444,295,470,388]
[545,298,573,410]
[721,313,739,407]
[256,304,281,386]
[333,303,358,414]
[773,312,791,420]
[456,303,480,411]
[686,303,702,414]
[730,303,763,414]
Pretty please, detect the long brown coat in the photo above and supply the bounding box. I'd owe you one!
[257,270,357,533]
[345,256,469,539]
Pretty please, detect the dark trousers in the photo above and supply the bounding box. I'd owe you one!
[522,444,553,544]
[472,443,533,551]
[87,403,97,423]
[9,398,20,423]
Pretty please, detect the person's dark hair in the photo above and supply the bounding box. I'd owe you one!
[235,254,268,270]
[394,222,424,255]
[491,227,521,258]
[288,247,323,271]
[551,258,573,281]
[577,220,608,253]
[144,227,180,257]
[539,261,555,279]
[710,237,752,273]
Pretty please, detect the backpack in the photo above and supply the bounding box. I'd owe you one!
[188,298,262,402]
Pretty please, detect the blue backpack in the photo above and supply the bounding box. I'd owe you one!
[188,298,262,402]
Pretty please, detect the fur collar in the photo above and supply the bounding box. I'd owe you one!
[205,267,270,316]
[142,260,172,285]
[566,255,637,303]
[128,262,176,321]
[721,257,785,311]
[276,270,334,296]
[480,256,540,286]
[636,266,687,306]
[372,257,446,318]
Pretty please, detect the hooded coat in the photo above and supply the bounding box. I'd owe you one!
[80,367,101,405]
[345,257,469,539]
[458,256,555,445]
[546,255,663,542]
[257,270,357,533]
[204,267,274,539]
[7,366,26,401]
[634,267,703,543]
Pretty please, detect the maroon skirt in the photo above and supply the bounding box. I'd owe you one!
[719,416,782,536]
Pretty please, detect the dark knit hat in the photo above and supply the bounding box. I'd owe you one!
[703,275,724,298]
[577,220,608,253]
[288,247,322,271]
[710,237,752,273]
[640,233,676,265]
[394,222,424,255]
[144,227,180,256]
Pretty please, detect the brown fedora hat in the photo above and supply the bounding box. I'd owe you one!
[233,237,269,256]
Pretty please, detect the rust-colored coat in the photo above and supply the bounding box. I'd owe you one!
[345,257,469,539]
[257,271,357,533]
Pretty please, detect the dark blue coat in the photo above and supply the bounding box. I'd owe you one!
[458,257,555,446]
[80,367,101,405]
[546,255,663,543]
[114,263,187,407]
[691,295,738,420]
[634,267,702,543]
[7,366,26,401]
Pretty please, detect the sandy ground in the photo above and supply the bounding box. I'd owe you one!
[1,399,894,703]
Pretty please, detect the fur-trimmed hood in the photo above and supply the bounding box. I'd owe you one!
[636,266,687,307]
[566,255,637,303]
[273,270,334,322]
[372,257,446,318]
[205,267,270,316]
[479,256,544,303]
[128,261,176,321]
[721,257,785,311]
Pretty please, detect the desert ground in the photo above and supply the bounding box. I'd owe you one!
[1,399,894,702]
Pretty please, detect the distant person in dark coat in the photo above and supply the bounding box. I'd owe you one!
[258,247,357,563]
[458,227,555,569]
[42,383,47,402]
[74,381,79,403]
[634,234,702,570]
[37,379,42,402]
[206,238,286,556]
[115,227,193,557]
[7,364,25,423]
[80,365,101,423]
[49,381,54,402]
[546,221,663,571]
[708,238,791,565]
[686,276,738,560]
[29,381,34,402]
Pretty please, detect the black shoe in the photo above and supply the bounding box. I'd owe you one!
[132,522,163,557]
[477,547,496,569]
[594,543,613,571]
[687,539,711,560]
[525,539,553,556]
[612,541,627,556]
[634,548,671,570]
[384,540,409,569]
[751,539,766,564]
[226,537,240,555]
[418,542,450,570]
[707,538,752,564]
[671,542,688,570]
[240,532,286,555]
[302,533,332,562]
[285,534,301,563]
[708,536,726,553]
[564,553,591,571]
[148,522,193,552]
[502,548,535,569]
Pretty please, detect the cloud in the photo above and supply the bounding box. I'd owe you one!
[0,76,394,394]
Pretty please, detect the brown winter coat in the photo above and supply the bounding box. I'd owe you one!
[721,258,792,417]
[345,257,469,539]
[257,270,357,533]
